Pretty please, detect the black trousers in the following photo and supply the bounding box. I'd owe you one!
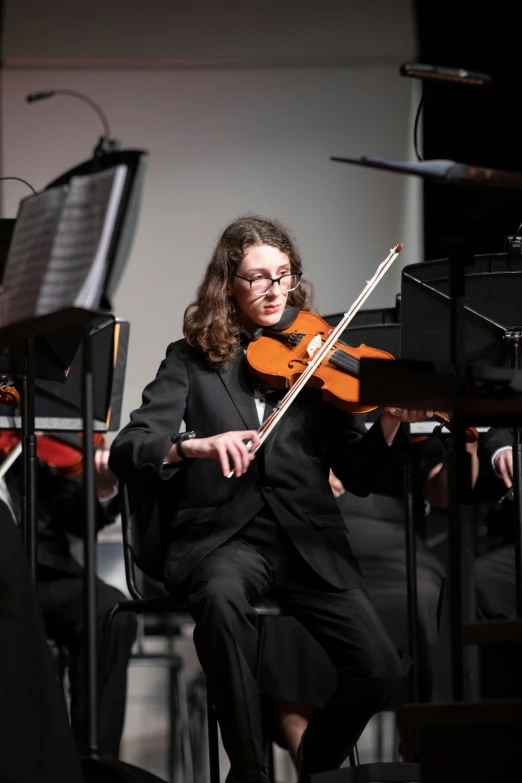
[177,509,409,782]
[0,508,83,782]
[37,568,138,757]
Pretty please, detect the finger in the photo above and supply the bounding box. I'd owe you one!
[244,430,261,451]
[236,438,253,473]
[226,441,244,477]
[498,458,512,488]
[95,449,108,470]
[215,443,230,478]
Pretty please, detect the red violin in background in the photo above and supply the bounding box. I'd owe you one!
[0,430,106,478]
[0,375,105,477]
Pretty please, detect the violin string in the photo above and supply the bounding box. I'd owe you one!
[253,245,402,450]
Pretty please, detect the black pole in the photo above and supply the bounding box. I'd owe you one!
[22,336,38,582]
[447,248,478,701]
[404,461,420,702]
[505,329,522,618]
[82,328,99,757]
[404,457,420,758]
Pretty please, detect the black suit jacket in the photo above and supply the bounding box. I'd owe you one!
[479,427,513,465]
[109,338,410,590]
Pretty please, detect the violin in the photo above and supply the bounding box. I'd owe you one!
[247,310,394,414]
[0,430,106,478]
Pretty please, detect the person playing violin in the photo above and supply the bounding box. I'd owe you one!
[0,438,137,758]
[109,215,431,782]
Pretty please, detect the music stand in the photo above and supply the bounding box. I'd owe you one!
[324,301,425,759]
[334,151,522,676]
[0,317,130,432]
[0,150,166,782]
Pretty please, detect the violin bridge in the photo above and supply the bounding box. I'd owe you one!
[307,334,323,358]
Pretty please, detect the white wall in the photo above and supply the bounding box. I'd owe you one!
[1,2,422,427]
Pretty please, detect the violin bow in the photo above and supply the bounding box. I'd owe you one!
[0,441,23,479]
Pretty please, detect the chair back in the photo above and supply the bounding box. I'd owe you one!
[119,470,182,593]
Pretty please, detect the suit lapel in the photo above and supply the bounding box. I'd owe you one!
[218,351,260,431]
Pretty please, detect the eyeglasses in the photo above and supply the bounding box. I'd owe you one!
[234,272,302,297]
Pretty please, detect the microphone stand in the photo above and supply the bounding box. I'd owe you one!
[503,327,522,617]
[26,89,120,159]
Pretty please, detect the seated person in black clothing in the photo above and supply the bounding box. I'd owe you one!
[109,216,433,783]
[475,427,517,619]
[1,443,137,758]
[257,430,466,769]
[0,507,83,782]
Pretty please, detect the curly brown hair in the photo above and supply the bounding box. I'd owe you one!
[184,215,314,368]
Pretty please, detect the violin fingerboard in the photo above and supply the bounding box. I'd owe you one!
[328,349,360,378]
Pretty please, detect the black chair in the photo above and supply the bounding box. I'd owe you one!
[101,480,286,783]
[130,613,193,783]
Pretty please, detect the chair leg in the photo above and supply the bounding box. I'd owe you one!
[376,710,384,762]
[188,672,208,783]
[264,734,275,782]
[168,665,178,783]
[176,666,195,783]
[348,744,360,766]
[207,690,221,783]
[392,715,400,762]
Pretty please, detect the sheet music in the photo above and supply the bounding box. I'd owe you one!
[0,164,127,327]
[0,186,68,325]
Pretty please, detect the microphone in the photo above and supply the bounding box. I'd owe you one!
[26,90,55,102]
[25,89,119,156]
[400,62,492,88]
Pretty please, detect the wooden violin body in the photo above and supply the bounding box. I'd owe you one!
[246,311,394,414]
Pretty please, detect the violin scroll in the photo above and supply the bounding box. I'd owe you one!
[0,376,21,406]
[432,411,479,444]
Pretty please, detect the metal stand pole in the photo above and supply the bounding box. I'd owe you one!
[404,460,420,705]
[22,337,37,582]
[504,329,522,618]
[403,454,421,760]
[447,248,479,701]
[82,328,100,758]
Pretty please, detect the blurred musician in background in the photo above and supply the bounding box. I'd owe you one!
[0,501,83,781]
[475,427,517,620]
[0,441,137,758]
